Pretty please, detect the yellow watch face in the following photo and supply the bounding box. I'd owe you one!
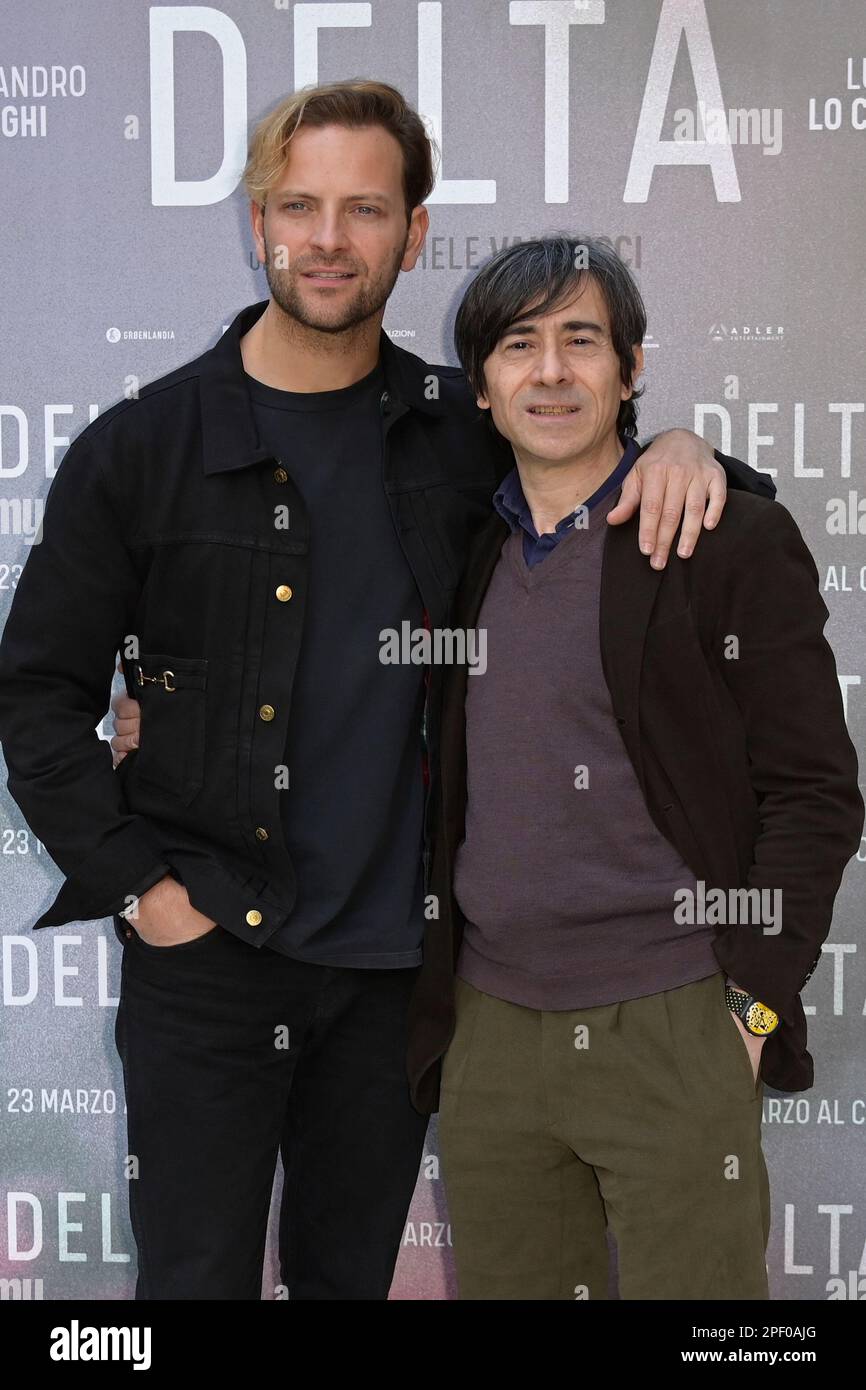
[746,1000,779,1035]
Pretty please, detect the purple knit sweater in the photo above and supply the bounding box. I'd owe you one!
[454,487,719,1010]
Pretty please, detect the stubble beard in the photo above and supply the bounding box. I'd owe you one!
[262,229,409,338]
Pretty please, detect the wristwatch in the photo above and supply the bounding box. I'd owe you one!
[725,983,780,1036]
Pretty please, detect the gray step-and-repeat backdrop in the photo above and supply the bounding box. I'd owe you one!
[1,0,863,1301]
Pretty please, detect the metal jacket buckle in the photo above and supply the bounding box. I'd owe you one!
[134,664,176,693]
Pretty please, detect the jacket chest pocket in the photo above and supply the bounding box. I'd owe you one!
[131,652,208,805]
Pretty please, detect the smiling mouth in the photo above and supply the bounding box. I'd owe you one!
[526,405,580,415]
[302,271,356,281]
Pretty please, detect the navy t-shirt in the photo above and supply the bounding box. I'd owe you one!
[246,358,427,967]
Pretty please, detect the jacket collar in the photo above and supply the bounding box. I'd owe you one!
[199,298,449,476]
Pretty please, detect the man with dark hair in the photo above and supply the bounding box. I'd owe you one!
[455,233,648,442]
[407,234,863,1300]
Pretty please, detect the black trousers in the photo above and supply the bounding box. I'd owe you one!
[112,917,429,1299]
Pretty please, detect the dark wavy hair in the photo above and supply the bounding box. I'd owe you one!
[454,233,647,438]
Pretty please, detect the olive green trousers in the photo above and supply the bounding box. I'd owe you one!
[438,969,771,1300]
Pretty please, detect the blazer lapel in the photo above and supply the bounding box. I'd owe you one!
[454,512,510,631]
[599,514,664,794]
[440,512,510,837]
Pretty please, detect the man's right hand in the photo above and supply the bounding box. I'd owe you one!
[111,659,142,768]
[124,873,220,948]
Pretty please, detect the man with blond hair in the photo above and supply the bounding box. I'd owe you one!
[0,80,772,1300]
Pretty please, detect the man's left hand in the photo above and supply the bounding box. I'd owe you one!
[606,428,726,569]
[726,977,767,1085]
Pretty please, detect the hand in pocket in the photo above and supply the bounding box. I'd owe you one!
[727,1007,765,1085]
[127,874,219,948]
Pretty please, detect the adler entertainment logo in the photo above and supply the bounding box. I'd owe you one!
[709,323,784,344]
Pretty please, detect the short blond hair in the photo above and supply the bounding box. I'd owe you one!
[243,78,438,223]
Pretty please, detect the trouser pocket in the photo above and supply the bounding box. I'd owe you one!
[126,922,224,954]
[712,971,763,1100]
